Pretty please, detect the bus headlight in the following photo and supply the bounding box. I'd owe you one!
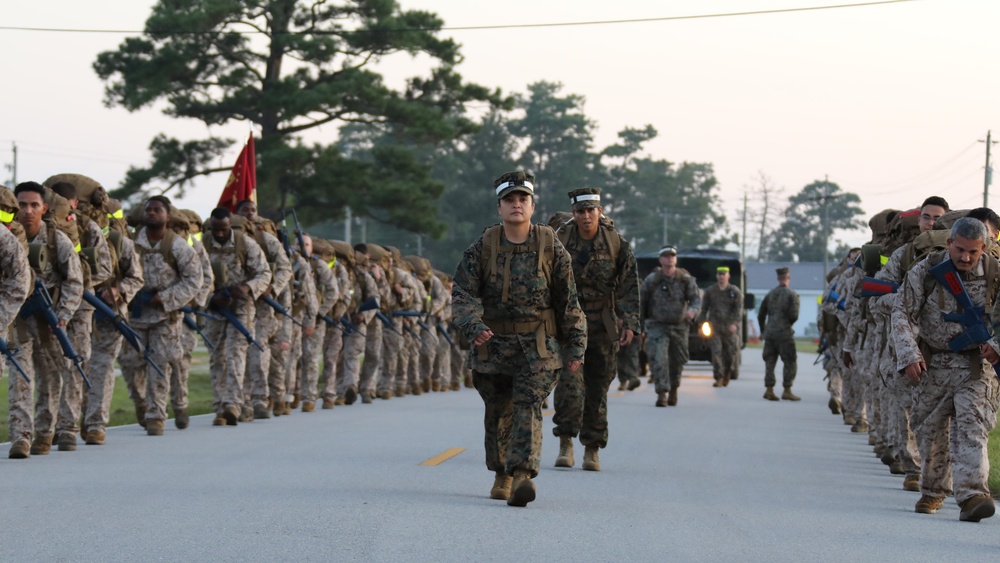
[700,322,712,337]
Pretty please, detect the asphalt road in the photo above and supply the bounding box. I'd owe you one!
[2,351,998,561]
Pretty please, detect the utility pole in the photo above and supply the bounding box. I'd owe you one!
[5,142,16,186]
[661,209,669,245]
[981,130,997,207]
[345,207,352,244]
[741,191,748,263]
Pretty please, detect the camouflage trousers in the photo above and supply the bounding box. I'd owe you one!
[379,318,404,394]
[84,318,125,432]
[287,323,303,399]
[321,321,345,400]
[762,336,797,388]
[246,306,279,409]
[403,330,419,392]
[360,319,383,396]
[119,317,184,422]
[616,336,641,385]
[474,367,557,478]
[646,323,689,394]
[910,358,1000,504]
[8,317,65,443]
[337,327,367,395]
[168,323,197,412]
[433,327,452,388]
[300,322,326,405]
[826,365,843,403]
[709,328,739,381]
[887,372,921,475]
[840,344,867,422]
[50,309,92,437]
[553,338,619,448]
[204,312,252,415]
[419,326,439,389]
[267,325,291,403]
[448,326,471,386]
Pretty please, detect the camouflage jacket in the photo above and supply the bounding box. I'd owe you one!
[640,267,701,327]
[206,231,271,318]
[309,256,339,318]
[452,224,587,373]
[560,223,640,338]
[191,236,214,309]
[289,252,319,330]
[351,266,379,330]
[330,260,351,319]
[893,253,1000,372]
[78,215,114,312]
[133,227,201,326]
[757,285,799,339]
[255,230,293,298]
[390,266,419,312]
[427,274,448,318]
[108,236,145,317]
[29,222,84,325]
[0,225,31,330]
[700,283,743,328]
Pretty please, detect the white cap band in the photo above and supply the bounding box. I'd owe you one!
[495,180,534,196]
[571,194,601,204]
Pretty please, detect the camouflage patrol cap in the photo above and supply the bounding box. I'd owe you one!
[493,171,535,200]
[776,267,790,276]
[568,188,601,211]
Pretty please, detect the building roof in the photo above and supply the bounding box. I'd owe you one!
[746,262,826,292]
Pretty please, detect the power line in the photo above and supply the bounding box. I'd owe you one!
[843,140,979,192]
[0,0,919,35]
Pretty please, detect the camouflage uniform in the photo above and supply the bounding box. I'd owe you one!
[699,283,743,383]
[121,228,201,426]
[321,260,351,403]
[268,279,295,410]
[758,283,800,389]
[84,235,145,434]
[892,252,1000,507]
[552,222,639,449]
[284,252,317,406]
[452,224,587,479]
[640,267,701,395]
[380,266,418,396]
[11,223,83,448]
[405,277,428,394]
[300,255,336,407]
[434,284,456,390]
[0,225,31,450]
[169,233,213,418]
[616,335,642,388]
[420,273,446,391]
[244,229,292,416]
[359,262,389,399]
[337,262,378,397]
[203,230,271,420]
[54,216,113,442]
[835,265,866,422]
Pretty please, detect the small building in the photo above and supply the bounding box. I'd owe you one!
[745,262,826,338]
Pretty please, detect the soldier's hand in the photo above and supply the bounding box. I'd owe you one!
[394,283,404,295]
[728,324,737,334]
[566,359,582,373]
[279,340,291,352]
[903,361,925,384]
[619,329,634,347]
[683,310,695,321]
[981,344,1000,365]
[99,286,119,306]
[303,326,315,337]
[473,329,493,346]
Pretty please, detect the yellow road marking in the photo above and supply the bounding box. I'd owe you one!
[420,447,465,466]
[613,392,626,398]
[542,409,555,417]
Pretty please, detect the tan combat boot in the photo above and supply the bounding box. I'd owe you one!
[722,374,731,387]
[253,404,269,420]
[322,397,336,409]
[344,386,358,405]
[507,470,536,507]
[781,386,801,401]
[146,420,165,436]
[273,399,286,416]
[626,377,641,391]
[763,387,779,401]
[223,405,240,426]
[8,439,30,459]
[289,393,301,409]
[903,473,920,492]
[490,471,512,500]
[618,381,627,391]
[555,436,574,468]
[361,392,373,404]
[30,434,53,456]
[582,446,600,472]
[175,408,191,429]
[655,392,667,407]
[212,414,227,426]
[960,495,996,522]
[57,432,78,452]
[851,419,870,433]
[667,388,678,406]
[301,402,315,413]
[713,379,723,388]
[431,380,441,392]
[828,397,842,415]
[378,391,392,401]
[84,429,106,446]
[134,402,147,429]
[915,495,944,514]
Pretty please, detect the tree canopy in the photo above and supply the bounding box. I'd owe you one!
[765,179,865,262]
[94,0,505,233]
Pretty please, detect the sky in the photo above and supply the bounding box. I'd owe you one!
[2,0,997,256]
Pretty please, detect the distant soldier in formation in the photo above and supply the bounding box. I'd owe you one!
[640,245,700,407]
[452,171,587,507]
[699,266,743,388]
[757,267,800,401]
[0,186,32,457]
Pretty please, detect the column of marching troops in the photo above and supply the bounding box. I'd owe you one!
[819,196,1000,522]
[0,176,473,458]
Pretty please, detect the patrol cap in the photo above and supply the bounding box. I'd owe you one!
[716,266,730,273]
[568,187,601,210]
[493,171,534,199]
[776,267,790,276]
[658,245,677,256]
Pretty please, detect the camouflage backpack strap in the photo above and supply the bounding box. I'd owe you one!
[601,223,621,267]
[480,224,502,281]
[535,224,555,283]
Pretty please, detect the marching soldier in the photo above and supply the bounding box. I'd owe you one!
[699,266,743,388]
[551,188,639,472]
[758,267,801,401]
[640,245,700,407]
[299,234,335,412]
[0,186,32,453]
[452,171,586,507]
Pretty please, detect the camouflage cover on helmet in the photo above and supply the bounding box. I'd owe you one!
[330,240,355,267]
[311,238,337,263]
[404,255,431,280]
[934,209,971,231]
[43,173,107,209]
[880,209,921,257]
[42,186,81,249]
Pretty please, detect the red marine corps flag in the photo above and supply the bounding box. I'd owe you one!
[217,133,256,211]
